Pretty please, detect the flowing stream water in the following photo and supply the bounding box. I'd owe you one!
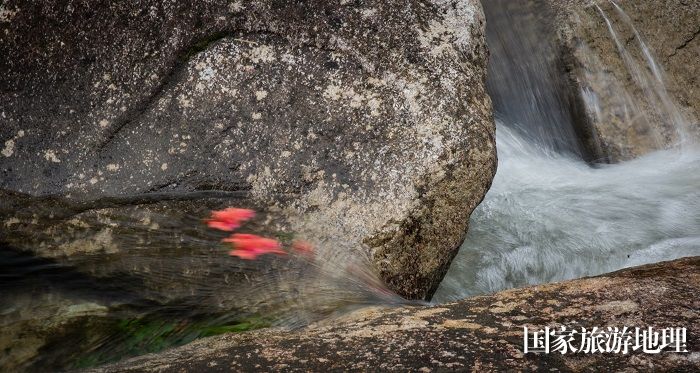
[1,1,698,371]
[434,124,700,301]
[434,0,699,301]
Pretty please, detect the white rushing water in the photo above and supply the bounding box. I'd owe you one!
[434,124,700,302]
[434,0,700,302]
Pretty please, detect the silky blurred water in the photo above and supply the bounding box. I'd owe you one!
[0,194,407,371]
[435,0,699,302]
[434,124,700,301]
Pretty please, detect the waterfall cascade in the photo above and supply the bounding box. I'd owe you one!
[434,0,699,301]
[482,0,593,159]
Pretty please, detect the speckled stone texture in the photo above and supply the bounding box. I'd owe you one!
[547,0,700,162]
[0,0,496,299]
[87,257,700,372]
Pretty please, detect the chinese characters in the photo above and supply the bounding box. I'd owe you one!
[523,326,688,354]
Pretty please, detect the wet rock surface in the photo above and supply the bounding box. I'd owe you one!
[0,0,496,299]
[548,0,700,162]
[88,257,700,372]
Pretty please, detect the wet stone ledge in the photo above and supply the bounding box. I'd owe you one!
[87,257,700,372]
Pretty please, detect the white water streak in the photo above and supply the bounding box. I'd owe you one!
[598,1,691,146]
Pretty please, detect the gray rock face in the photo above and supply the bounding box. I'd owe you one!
[548,0,699,162]
[88,257,700,372]
[0,1,496,299]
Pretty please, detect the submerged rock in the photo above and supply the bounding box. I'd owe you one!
[0,0,496,299]
[88,257,700,372]
[548,0,699,161]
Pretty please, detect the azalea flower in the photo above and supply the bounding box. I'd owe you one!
[224,233,286,260]
[206,208,255,231]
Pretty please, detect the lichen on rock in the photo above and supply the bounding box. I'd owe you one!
[0,0,495,300]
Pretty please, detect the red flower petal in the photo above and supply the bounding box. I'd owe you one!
[206,208,255,232]
[224,233,286,260]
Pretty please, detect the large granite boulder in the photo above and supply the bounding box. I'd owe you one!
[89,257,700,372]
[0,0,496,299]
[548,0,699,161]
